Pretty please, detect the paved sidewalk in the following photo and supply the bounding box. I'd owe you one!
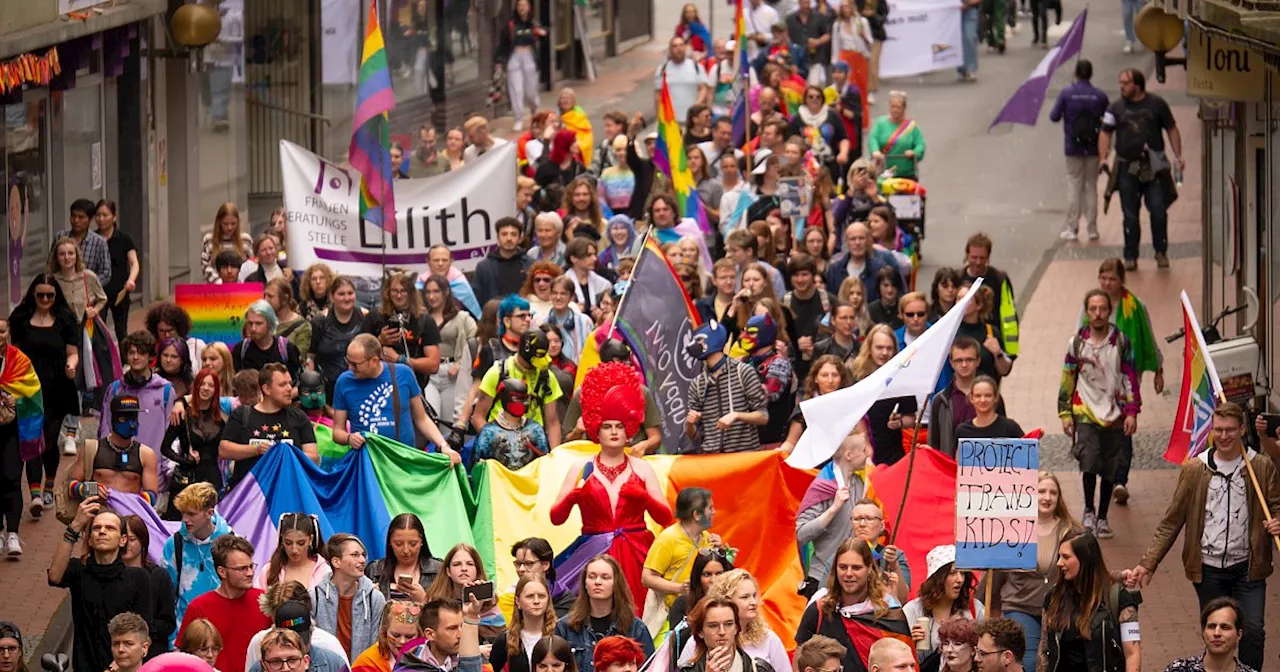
[1001,67,1280,665]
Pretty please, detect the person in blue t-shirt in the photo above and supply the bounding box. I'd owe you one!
[331,334,460,464]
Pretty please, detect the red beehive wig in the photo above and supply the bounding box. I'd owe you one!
[592,635,647,672]
[580,361,645,442]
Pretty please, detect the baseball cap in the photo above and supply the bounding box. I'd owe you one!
[275,601,313,633]
[110,395,142,416]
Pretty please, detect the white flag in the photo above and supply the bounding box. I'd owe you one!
[786,278,985,469]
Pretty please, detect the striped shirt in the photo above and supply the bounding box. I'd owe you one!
[688,357,767,454]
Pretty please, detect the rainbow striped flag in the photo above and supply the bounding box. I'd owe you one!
[350,0,397,233]
[1164,291,1224,463]
[112,434,816,649]
[0,344,44,461]
[654,71,711,236]
[730,0,752,147]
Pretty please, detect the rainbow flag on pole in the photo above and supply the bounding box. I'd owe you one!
[350,0,397,233]
[1164,291,1224,464]
[653,71,711,236]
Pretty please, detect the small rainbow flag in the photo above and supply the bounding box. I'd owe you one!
[653,71,711,236]
[175,283,266,346]
[350,0,397,233]
[1164,291,1224,464]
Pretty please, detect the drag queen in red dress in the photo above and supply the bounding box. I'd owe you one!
[550,362,673,614]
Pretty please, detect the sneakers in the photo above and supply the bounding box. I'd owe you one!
[1113,484,1130,505]
[61,434,77,456]
[1060,230,1078,241]
[1095,519,1115,539]
[1088,229,1100,241]
[42,491,54,510]
[1082,510,1097,533]
[1155,253,1170,269]
[1123,41,1135,53]
[28,492,42,519]
[513,120,524,132]
[5,533,20,557]
[963,72,979,82]
[1124,258,1138,271]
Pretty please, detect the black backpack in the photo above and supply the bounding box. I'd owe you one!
[1071,107,1102,149]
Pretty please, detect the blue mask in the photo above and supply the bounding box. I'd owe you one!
[113,417,139,439]
[686,320,729,361]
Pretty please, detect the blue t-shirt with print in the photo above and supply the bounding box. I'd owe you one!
[332,362,422,447]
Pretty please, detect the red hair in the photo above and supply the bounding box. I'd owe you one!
[579,362,644,441]
[192,368,224,423]
[591,636,646,672]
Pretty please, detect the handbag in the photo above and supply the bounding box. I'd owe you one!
[642,536,704,637]
[169,422,198,493]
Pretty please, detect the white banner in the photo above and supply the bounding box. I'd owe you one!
[879,0,964,79]
[280,140,516,276]
[321,0,360,85]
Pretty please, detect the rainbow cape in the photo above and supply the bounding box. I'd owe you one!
[0,344,44,461]
[561,105,595,168]
[111,431,815,648]
[350,0,397,232]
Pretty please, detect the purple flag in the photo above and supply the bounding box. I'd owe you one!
[989,9,1088,129]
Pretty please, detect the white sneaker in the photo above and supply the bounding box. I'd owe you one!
[6,533,21,557]
[42,491,54,510]
[1088,230,1100,241]
[867,92,877,104]
[1060,230,1078,241]
[1123,41,1134,53]
[1082,510,1097,533]
[513,120,524,132]
[61,435,77,456]
[1095,519,1115,539]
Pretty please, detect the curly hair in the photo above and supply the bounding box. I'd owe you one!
[145,302,194,339]
[705,569,766,646]
[520,260,565,298]
[579,361,643,442]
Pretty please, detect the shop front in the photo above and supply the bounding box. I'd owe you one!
[2,4,158,312]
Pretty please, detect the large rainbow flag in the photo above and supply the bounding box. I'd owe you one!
[0,343,44,461]
[1164,290,1224,464]
[113,431,815,646]
[350,0,397,232]
[653,71,711,236]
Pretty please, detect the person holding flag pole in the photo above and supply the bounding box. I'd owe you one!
[1125,293,1280,672]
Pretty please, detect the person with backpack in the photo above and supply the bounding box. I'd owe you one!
[95,331,176,498]
[219,363,319,491]
[163,482,233,645]
[234,300,304,385]
[472,330,564,447]
[1049,59,1109,242]
[1099,68,1184,271]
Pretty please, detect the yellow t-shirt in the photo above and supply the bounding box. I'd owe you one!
[479,359,564,427]
[643,524,710,608]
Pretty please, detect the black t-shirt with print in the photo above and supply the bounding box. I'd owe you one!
[221,404,317,490]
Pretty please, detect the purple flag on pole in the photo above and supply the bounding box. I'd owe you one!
[989,8,1088,129]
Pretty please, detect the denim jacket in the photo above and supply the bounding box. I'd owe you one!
[554,615,655,672]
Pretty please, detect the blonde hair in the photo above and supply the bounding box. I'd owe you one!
[260,628,307,659]
[211,202,244,250]
[173,482,218,513]
[706,569,767,646]
[299,263,336,304]
[464,116,489,133]
[200,342,236,394]
[178,618,223,654]
[48,237,86,274]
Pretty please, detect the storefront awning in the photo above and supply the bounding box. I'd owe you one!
[0,0,167,60]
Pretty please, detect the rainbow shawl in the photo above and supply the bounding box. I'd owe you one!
[561,105,594,167]
[0,344,45,461]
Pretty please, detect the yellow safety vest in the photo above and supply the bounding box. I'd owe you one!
[999,276,1019,357]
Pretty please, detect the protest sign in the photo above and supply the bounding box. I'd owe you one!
[175,283,264,346]
[954,438,1039,570]
[880,0,963,78]
[280,140,516,277]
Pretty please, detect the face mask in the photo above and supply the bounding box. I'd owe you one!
[520,332,551,370]
[687,321,729,361]
[113,416,139,439]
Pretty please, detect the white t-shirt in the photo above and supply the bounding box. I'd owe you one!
[744,4,781,59]
[656,58,707,123]
[520,630,542,666]
[462,136,510,162]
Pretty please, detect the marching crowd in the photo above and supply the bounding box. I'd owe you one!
[0,1,1277,672]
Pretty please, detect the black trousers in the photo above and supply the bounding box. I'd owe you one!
[0,422,21,533]
[25,413,63,488]
[107,290,131,345]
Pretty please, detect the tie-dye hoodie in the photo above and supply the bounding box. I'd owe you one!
[163,512,233,644]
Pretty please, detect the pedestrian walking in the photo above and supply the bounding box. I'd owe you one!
[1099,68,1184,270]
[1049,60,1109,241]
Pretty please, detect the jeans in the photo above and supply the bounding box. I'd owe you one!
[414,47,438,96]
[960,7,980,74]
[507,47,541,119]
[1118,170,1168,260]
[1005,611,1041,672]
[425,369,462,426]
[1064,155,1100,235]
[1122,0,1143,41]
[1195,563,1266,670]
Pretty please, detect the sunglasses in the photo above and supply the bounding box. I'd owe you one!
[35,292,55,300]
[903,311,926,318]
[534,276,553,284]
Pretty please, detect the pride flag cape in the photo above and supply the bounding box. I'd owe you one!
[1164,291,1224,464]
[116,433,816,647]
[351,0,397,232]
[654,71,711,236]
[561,105,595,167]
[0,344,44,461]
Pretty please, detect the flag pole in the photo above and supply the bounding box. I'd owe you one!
[888,393,933,548]
[606,225,654,339]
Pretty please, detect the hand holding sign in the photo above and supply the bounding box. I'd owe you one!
[955,438,1040,570]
